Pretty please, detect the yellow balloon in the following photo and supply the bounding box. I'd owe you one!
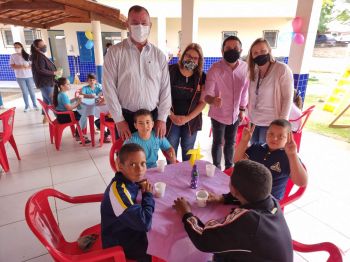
[85,31,93,40]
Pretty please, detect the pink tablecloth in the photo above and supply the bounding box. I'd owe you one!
[145,160,232,262]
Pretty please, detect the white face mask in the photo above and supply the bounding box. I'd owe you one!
[130,24,150,43]
[15,48,22,53]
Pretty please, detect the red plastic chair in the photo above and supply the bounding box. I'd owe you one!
[38,99,86,150]
[100,112,116,147]
[289,105,315,152]
[293,240,343,262]
[25,188,127,262]
[0,107,21,172]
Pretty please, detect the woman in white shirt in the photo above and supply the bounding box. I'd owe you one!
[10,42,39,112]
[247,38,293,143]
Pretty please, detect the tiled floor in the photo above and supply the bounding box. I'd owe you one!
[0,93,349,262]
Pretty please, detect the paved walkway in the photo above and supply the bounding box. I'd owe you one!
[0,93,349,262]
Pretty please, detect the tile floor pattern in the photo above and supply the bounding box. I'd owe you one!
[0,94,349,262]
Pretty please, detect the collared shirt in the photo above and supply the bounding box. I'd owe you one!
[103,38,171,122]
[203,59,249,125]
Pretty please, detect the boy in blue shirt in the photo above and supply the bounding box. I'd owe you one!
[80,73,102,98]
[101,143,154,261]
[124,109,176,168]
[234,119,308,200]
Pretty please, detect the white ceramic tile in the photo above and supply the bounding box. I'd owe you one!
[87,144,111,158]
[0,186,54,226]
[0,220,48,262]
[57,202,101,242]
[51,159,99,185]
[286,209,350,252]
[6,142,48,159]
[53,176,106,210]
[0,167,52,196]
[25,254,53,262]
[92,155,112,174]
[48,149,91,166]
[13,132,46,145]
[100,171,113,186]
[293,252,308,261]
[4,153,50,174]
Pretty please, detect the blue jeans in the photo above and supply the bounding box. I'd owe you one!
[211,118,239,170]
[39,86,54,115]
[16,77,37,109]
[167,124,197,161]
[250,125,268,144]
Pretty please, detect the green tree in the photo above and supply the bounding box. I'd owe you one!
[318,0,350,33]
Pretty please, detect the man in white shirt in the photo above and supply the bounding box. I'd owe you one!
[103,5,171,140]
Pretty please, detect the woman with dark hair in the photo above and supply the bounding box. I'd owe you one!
[166,43,206,161]
[10,42,39,112]
[247,38,293,143]
[31,39,59,123]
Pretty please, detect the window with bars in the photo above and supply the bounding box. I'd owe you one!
[263,30,279,48]
[222,31,238,42]
[1,29,14,46]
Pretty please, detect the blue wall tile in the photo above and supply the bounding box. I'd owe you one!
[293,73,309,101]
[0,55,16,81]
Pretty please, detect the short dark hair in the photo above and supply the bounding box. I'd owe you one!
[119,143,145,164]
[222,36,242,50]
[133,109,153,122]
[106,43,112,48]
[269,119,292,132]
[231,160,272,203]
[128,5,150,17]
[87,73,96,80]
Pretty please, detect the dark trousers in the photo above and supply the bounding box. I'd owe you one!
[117,108,158,138]
[56,111,81,136]
[94,116,114,138]
[211,118,239,170]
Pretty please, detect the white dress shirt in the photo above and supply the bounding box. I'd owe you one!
[103,38,171,122]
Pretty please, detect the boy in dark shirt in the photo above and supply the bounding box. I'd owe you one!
[101,143,154,262]
[173,160,293,262]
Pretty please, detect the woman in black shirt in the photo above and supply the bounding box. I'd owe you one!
[167,43,206,161]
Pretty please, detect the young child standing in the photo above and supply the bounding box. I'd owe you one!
[234,119,308,200]
[101,143,154,262]
[53,77,90,143]
[124,109,176,168]
[80,73,102,98]
[173,160,293,261]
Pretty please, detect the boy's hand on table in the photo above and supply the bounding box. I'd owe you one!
[285,132,297,156]
[207,192,224,204]
[141,181,153,194]
[173,197,192,217]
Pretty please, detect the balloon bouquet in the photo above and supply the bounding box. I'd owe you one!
[292,17,305,45]
[85,31,94,49]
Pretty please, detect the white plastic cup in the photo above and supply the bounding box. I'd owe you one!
[196,190,209,207]
[154,182,166,198]
[206,164,216,177]
[157,160,166,172]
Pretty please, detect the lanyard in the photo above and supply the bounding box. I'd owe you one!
[255,62,272,96]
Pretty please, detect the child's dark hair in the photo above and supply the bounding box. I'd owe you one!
[231,160,272,203]
[119,143,145,164]
[87,73,97,80]
[133,109,153,122]
[14,42,30,61]
[268,119,292,132]
[53,77,67,107]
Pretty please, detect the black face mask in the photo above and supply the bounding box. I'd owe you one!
[253,54,270,66]
[223,49,240,63]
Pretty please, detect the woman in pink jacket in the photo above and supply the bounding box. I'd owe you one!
[247,38,293,143]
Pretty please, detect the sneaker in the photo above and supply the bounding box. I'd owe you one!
[33,106,40,111]
[103,135,112,143]
[24,107,30,112]
[80,137,91,144]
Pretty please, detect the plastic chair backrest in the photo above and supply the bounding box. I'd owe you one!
[37,99,55,125]
[109,139,124,173]
[0,107,15,142]
[292,240,343,262]
[290,105,315,133]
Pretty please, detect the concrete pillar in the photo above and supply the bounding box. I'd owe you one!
[91,20,104,83]
[121,30,128,40]
[10,25,25,45]
[288,0,323,101]
[157,16,167,55]
[180,0,198,53]
[40,29,52,58]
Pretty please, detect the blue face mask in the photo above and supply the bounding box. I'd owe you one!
[39,46,47,53]
[182,60,198,71]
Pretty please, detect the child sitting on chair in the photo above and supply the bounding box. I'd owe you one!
[101,143,154,262]
[80,73,102,98]
[124,109,176,168]
[53,77,90,143]
[173,160,293,261]
[233,119,308,200]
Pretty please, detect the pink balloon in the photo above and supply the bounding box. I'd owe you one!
[293,33,305,45]
[292,17,303,33]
